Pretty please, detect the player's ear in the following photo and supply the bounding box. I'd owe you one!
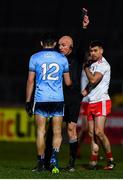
[40,41,43,47]
[53,42,57,47]
[100,47,104,54]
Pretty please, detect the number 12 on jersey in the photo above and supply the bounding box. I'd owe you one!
[41,63,60,80]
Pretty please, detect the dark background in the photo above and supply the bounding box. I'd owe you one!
[0,0,123,106]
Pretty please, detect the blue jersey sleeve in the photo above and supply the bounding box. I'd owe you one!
[29,55,36,72]
[63,57,69,73]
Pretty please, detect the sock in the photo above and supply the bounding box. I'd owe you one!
[50,148,59,167]
[69,139,78,167]
[37,155,45,164]
[90,154,98,161]
[52,147,59,156]
[106,152,113,161]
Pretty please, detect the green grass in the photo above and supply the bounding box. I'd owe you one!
[0,142,123,179]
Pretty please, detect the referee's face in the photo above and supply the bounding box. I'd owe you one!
[58,36,73,56]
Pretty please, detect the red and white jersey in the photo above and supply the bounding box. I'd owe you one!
[81,69,89,103]
[88,57,111,103]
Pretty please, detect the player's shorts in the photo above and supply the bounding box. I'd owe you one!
[64,101,80,123]
[34,102,64,118]
[87,100,111,121]
[80,102,89,116]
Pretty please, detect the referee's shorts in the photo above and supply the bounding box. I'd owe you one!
[63,101,80,123]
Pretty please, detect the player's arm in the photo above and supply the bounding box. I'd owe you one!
[84,67,103,85]
[26,71,35,102]
[63,56,72,86]
[26,71,35,116]
[63,72,72,86]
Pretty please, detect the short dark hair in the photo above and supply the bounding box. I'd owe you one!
[41,32,57,46]
[89,40,104,48]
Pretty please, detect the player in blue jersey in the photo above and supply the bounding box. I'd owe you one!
[25,33,72,173]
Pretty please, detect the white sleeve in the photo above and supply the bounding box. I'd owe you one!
[81,70,89,91]
[95,62,110,75]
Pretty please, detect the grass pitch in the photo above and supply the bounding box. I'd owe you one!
[0,142,123,179]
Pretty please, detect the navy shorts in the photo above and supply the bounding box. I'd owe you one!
[34,102,64,118]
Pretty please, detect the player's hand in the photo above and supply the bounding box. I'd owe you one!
[83,60,93,69]
[25,102,33,117]
[81,89,88,97]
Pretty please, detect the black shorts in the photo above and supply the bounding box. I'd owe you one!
[34,102,64,118]
[63,101,80,123]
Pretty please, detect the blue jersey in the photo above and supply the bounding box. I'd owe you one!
[29,49,69,102]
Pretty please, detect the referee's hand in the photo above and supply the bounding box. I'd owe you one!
[25,102,33,117]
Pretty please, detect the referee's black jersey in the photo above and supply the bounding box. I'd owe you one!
[63,29,89,105]
[63,53,82,105]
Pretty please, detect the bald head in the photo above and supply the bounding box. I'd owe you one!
[59,36,73,48]
[58,36,73,56]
